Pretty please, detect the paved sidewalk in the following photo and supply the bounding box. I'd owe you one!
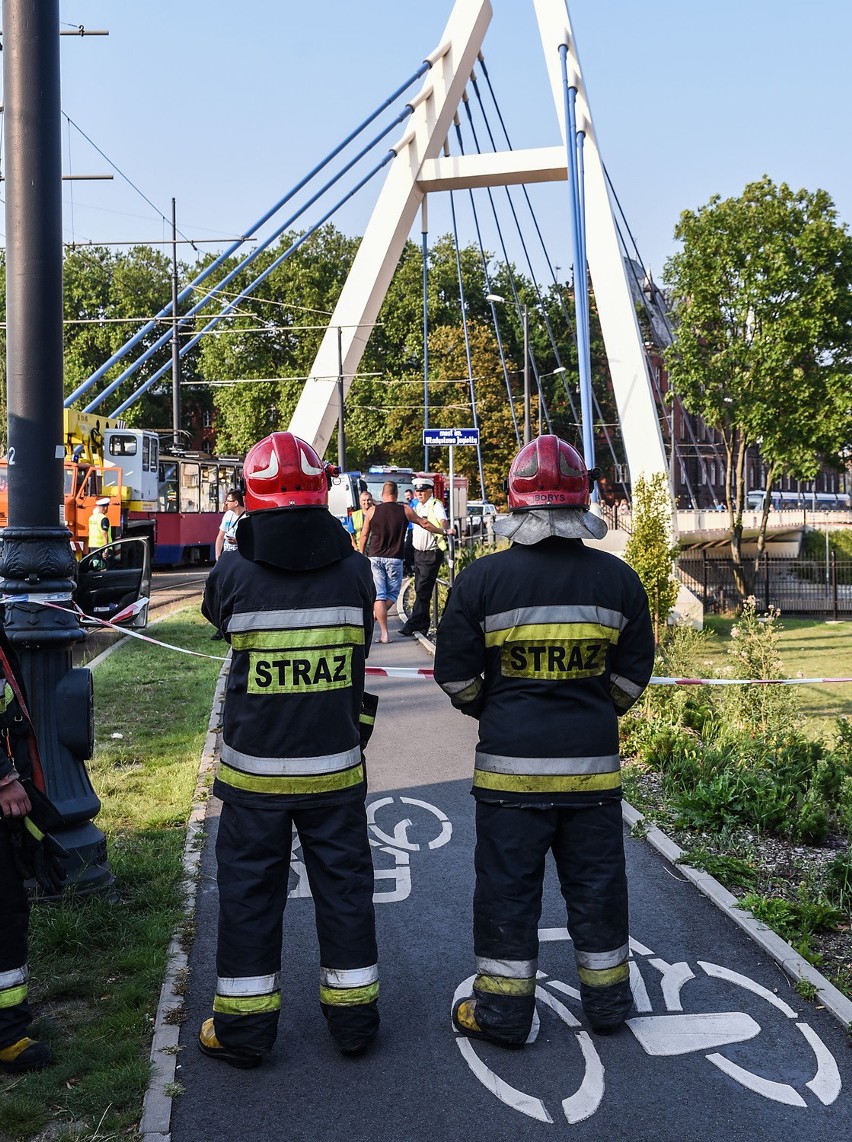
[142,606,852,1142]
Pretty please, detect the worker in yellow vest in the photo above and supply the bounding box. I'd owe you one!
[348,491,374,552]
[88,497,111,553]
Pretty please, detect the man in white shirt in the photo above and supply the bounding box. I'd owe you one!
[399,478,450,637]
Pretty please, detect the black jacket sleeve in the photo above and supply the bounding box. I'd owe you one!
[434,577,486,719]
[608,576,655,715]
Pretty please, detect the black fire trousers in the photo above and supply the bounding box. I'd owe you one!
[0,824,32,1048]
[214,798,378,1052]
[407,548,442,632]
[471,799,631,1038]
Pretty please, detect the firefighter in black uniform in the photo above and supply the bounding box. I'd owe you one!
[0,626,67,1074]
[434,435,654,1045]
[198,432,380,1069]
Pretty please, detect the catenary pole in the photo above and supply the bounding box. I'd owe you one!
[171,198,182,450]
[1,0,112,893]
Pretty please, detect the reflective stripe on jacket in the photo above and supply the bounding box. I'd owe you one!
[433,536,654,806]
[202,551,375,808]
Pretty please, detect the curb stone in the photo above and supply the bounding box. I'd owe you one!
[138,656,230,1142]
[416,622,852,1031]
[621,801,852,1028]
[138,611,852,1139]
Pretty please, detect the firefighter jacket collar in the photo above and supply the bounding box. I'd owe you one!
[237,506,355,571]
[493,506,607,543]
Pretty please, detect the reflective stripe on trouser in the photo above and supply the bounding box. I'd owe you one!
[471,800,630,1036]
[0,824,32,1049]
[214,798,377,1053]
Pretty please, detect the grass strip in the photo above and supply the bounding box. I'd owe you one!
[702,616,852,741]
[0,607,221,1142]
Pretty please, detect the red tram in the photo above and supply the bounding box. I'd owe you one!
[130,452,243,567]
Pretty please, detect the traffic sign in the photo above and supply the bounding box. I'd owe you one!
[422,428,480,446]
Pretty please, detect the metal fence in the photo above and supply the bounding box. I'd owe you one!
[677,553,852,616]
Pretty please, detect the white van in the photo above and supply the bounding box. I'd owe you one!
[328,472,366,524]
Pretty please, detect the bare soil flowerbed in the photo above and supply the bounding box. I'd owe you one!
[625,762,852,1000]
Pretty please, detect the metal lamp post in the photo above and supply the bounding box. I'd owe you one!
[1,0,112,894]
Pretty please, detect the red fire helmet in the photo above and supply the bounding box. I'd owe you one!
[243,432,337,511]
[506,435,593,511]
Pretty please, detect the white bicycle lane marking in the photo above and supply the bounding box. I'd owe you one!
[288,795,453,904]
[453,933,842,1124]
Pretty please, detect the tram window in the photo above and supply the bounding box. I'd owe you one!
[181,463,200,513]
[219,465,241,498]
[143,435,150,472]
[200,465,218,513]
[109,433,138,457]
[159,462,179,512]
[146,435,159,473]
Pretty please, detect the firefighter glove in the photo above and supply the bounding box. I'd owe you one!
[8,816,70,895]
[359,692,379,750]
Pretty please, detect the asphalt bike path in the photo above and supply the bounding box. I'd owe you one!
[168,627,852,1142]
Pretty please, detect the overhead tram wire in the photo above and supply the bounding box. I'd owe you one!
[475,54,628,485]
[86,96,424,414]
[85,101,421,412]
[66,56,438,408]
[105,151,397,417]
[61,112,198,250]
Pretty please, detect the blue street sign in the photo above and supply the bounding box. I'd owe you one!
[422,428,480,446]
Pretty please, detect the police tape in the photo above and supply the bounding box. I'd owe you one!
[22,598,230,662]
[14,600,852,683]
[364,666,852,684]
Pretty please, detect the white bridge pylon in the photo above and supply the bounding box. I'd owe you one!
[288,0,667,486]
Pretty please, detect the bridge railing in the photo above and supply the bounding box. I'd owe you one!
[677,553,852,617]
[675,508,852,534]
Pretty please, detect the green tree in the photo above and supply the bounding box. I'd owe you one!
[196,226,360,454]
[664,177,852,596]
[624,472,679,642]
[63,245,178,428]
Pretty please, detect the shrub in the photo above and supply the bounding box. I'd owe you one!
[717,599,794,737]
[624,473,679,641]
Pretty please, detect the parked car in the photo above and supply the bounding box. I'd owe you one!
[464,500,498,537]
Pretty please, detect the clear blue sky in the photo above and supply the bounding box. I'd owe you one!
[5,1,850,286]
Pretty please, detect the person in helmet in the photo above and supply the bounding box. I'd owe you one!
[434,435,654,1044]
[198,432,380,1068]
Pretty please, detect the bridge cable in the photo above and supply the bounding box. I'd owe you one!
[106,152,396,416]
[86,108,411,412]
[475,58,625,479]
[66,61,432,407]
[603,165,723,508]
[457,93,554,435]
[450,113,520,446]
[477,55,633,486]
[448,182,487,499]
